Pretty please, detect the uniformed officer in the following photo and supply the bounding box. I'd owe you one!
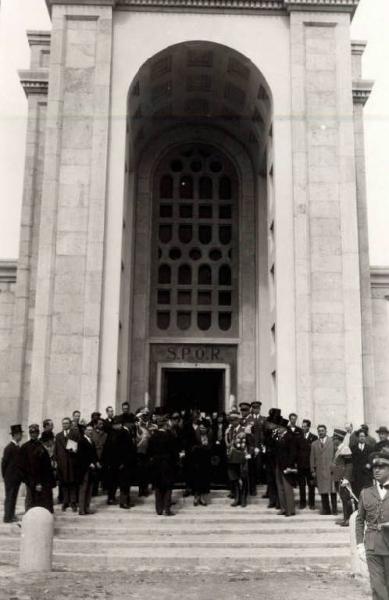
[18,424,55,513]
[356,447,389,599]
[1,424,23,523]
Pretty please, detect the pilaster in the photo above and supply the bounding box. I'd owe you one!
[290,8,364,428]
[351,41,375,425]
[29,4,113,423]
[7,33,50,426]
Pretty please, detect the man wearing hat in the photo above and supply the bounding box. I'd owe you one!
[238,402,257,496]
[356,447,389,599]
[263,409,281,508]
[148,415,179,516]
[275,417,298,517]
[376,427,389,453]
[310,425,336,515]
[1,425,23,523]
[18,424,55,513]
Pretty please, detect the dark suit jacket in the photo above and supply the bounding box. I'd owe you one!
[352,444,373,490]
[54,431,77,483]
[276,431,298,472]
[76,436,98,483]
[18,439,55,488]
[1,442,21,485]
[356,485,389,554]
[297,432,318,469]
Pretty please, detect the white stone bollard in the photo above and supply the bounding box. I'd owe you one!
[349,510,369,579]
[19,507,54,573]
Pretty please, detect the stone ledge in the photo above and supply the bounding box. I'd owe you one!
[26,31,51,46]
[371,267,389,291]
[352,79,374,105]
[18,69,49,97]
[0,261,17,284]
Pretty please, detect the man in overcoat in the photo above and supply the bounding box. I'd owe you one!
[54,417,78,511]
[310,424,336,515]
[275,417,298,517]
[352,428,374,498]
[148,415,179,516]
[18,424,55,513]
[356,448,389,599]
[1,424,23,522]
[102,415,136,508]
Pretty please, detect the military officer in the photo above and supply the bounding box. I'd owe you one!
[249,401,266,491]
[1,424,23,523]
[18,424,55,513]
[356,448,389,599]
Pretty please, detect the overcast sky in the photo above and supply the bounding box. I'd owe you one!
[0,0,388,265]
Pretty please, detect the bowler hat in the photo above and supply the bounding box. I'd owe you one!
[376,426,389,435]
[278,417,289,428]
[10,424,23,436]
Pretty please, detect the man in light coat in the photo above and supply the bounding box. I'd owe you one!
[310,424,336,515]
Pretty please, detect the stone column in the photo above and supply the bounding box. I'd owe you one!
[351,41,375,425]
[29,2,113,424]
[289,5,364,428]
[8,32,50,426]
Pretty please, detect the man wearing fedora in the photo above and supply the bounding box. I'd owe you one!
[1,424,23,523]
[376,427,389,453]
[356,447,389,599]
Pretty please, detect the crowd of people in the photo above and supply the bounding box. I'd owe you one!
[2,401,389,527]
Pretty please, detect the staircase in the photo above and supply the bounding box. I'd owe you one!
[0,486,351,571]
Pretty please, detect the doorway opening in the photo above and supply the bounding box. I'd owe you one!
[162,368,225,414]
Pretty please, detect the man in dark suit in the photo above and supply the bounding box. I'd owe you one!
[297,419,318,509]
[1,424,23,523]
[76,425,99,515]
[54,417,78,512]
[148,415,179,516]
[356,448,389,599]
[351,428,373,498]
[275,417,298,517]
[18,424,55,513]
[102,416,136,508]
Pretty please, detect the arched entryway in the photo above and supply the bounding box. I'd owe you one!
[117,41,274,412]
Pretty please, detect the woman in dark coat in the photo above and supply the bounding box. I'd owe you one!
[191,420,213,506]
[148,415,179,516]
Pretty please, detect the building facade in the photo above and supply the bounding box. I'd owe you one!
[0,0,388,447]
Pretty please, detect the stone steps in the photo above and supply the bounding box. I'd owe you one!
[0,485,351,571]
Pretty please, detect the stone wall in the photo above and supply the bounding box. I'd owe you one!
[371,268,389,429]
[0,261,16,450]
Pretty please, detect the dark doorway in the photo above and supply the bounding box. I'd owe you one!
[162,368,224,414]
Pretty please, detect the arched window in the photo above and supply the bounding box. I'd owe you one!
[178,264,192,285]
[160,175,173,198]
[199,176,212,199]
[158,264,171,284]
[198,265,212,285]
[219,265,231,286]
[179,176,193,199]
[219,176,231,200]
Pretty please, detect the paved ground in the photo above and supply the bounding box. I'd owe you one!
[0,568,371,600]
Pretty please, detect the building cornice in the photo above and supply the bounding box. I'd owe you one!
[371,267,389,290]
[26,31,51,47]
[0,261,17,284]
[351,39,367,56]
[352,79,374,105]
[45,0,359,13]
[19,70,49,97]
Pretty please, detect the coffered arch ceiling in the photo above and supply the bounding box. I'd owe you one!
[127,41,273,172]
